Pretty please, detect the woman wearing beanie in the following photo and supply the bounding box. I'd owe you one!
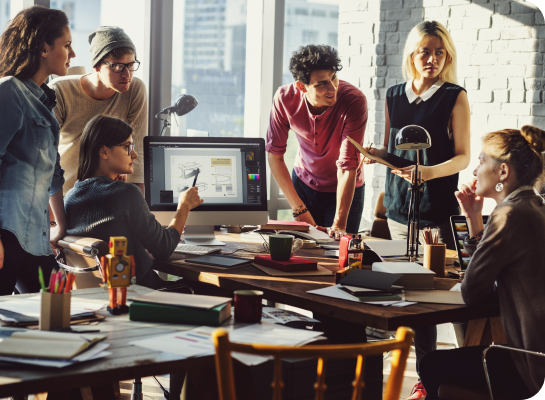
[419,125,545,399]
[50,26,147,195]
[0,6,75,295]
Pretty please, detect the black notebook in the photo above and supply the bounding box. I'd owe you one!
[338,269,403,291]
[185,254,252,269]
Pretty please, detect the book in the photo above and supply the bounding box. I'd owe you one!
[372,262,435,289]
[0,329,106,360]
[346,136,414,170]
[337,287,403,302]
[338,269,404,291]
[130,291,231,310]
[253,255,317,272]
[129,301,231,326]
[403,290,464,305]
[259,220,310,232]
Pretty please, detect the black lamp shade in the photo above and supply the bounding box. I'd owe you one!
[173,94,199,116]
[395,125,431,150]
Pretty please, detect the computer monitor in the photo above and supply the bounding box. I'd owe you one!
[144,136,268,245]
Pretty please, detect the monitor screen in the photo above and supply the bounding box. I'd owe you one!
[144,136,267,212]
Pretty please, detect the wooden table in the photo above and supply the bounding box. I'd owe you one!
[155,231,501,331]
[0,286,214,399]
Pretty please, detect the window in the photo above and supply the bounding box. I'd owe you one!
[277,0,339,220]
[0,0,10,34]
[50,0,147,83]
[170,0,247,137]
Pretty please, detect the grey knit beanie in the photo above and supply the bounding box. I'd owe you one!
[88,26,136,67]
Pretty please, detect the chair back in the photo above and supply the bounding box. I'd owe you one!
[212,326,414,400]
[56,236,108,289]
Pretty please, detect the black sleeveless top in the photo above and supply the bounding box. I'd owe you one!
[384,81,465,226]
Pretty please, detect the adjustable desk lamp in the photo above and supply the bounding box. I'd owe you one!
[394,125,431,261]
[155,94,199,136]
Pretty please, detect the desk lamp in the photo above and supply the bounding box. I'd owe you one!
[155,94,199,136]
[394,125,431,260]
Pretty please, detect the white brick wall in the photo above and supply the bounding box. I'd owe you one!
[339,0,545,231]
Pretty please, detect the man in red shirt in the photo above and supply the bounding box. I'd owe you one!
[266,45,368,238]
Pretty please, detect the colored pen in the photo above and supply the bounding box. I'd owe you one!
[38,267,46,292]
[192,168,200,187]
[54,271,61,293]
[48,269,57,293]
[58,276,66,293]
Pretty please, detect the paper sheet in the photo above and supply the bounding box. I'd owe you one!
[0,295,104,319]
[308,285,409,307]
[364,240,424,257]
[252,263,333,277]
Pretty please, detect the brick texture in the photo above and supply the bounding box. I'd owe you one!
[339,0,545,230]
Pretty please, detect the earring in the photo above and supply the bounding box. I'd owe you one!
[495,183,504,192]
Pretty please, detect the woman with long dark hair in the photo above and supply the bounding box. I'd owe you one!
[0,6,75,295]
[64,115,202,289]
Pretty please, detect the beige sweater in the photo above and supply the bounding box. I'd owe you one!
[49,74,148,194]
[462,190,545,394]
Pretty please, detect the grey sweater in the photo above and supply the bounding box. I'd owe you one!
[64,177,180,288]
[462,190,545,394]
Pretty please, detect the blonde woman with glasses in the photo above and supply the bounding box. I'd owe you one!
[364,21,471,399]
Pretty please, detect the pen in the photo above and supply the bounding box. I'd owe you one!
[58,276,66,293]
[38,267,46,292]
[54,271,61,293]
[192,168,200,187]
[48,269,56,293]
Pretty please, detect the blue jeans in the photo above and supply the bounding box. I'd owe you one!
[291,170,364,234]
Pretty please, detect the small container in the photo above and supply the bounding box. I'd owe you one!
[40,290,71,331]
[234,290,263,323]
[424,244,446,278]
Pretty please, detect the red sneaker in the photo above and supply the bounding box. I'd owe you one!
[407,382,427,399]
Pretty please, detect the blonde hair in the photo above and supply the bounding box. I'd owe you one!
[483,125,545,187]
[402,21,458,85]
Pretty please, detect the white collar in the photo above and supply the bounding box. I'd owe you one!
[405,79,445,104]
[502,185,541,203]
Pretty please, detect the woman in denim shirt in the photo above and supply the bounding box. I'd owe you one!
[0,6,75,295]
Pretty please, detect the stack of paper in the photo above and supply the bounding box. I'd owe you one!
[0,295,104,325]
[0,329,110,368]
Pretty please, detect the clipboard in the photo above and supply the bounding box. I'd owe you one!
[346,136,414,170]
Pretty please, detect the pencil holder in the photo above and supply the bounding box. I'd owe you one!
[40,290,71,331]
[423,244,446,278]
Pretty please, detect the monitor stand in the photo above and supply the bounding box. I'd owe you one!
[183,225,226,246]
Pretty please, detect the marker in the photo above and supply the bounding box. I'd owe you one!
[192,168,200,187]
[48,269,57,293]
[38,267,46,292]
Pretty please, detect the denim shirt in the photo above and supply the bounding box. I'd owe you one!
[0,77,64,256]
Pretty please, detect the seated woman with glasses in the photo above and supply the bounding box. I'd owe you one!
[419,125,545,399]
[50,26,147,196]
[64,115,203,289]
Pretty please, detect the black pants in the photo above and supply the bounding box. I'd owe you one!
[0,229,57,295]
[291,170,365,234]
[420,346,533,400]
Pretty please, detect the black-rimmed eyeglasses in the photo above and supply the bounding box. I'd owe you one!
[101,60,141,73]
[116,142,135,155]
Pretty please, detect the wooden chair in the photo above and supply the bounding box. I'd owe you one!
[212,326,414,400]
[370,192,391,240]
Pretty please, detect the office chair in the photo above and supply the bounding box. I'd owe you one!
[438,344,545,400]
[212,326,414,400]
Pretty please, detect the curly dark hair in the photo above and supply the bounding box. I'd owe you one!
[289,44,342,85]
[0,6,69,80]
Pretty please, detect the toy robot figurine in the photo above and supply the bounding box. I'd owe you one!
[100,236,135,315]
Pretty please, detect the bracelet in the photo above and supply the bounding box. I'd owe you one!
[293,204,305,213]
[293,208,308,218]
[464,230,484,245]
